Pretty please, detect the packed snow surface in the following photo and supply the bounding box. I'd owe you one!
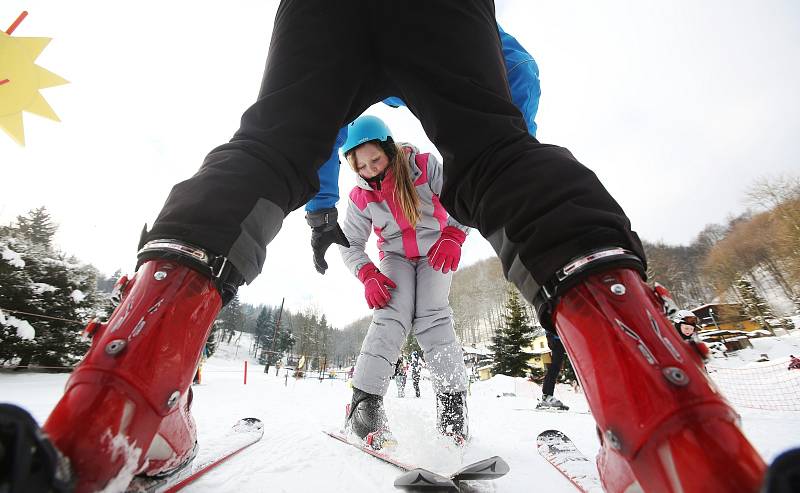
[2,332,800,492]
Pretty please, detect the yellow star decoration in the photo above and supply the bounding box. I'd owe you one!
[0,31,68,146]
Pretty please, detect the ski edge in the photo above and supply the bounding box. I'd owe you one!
[324,430,510,488]
[157,418,264,493]
[323,430,418,471]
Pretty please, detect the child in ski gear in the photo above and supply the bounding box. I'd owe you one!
[674,309,700,340]
[537,331,569,410]
[305,24,541,275]
[789,355,800,370]
[339,115,469,447]
[5,2,771,491]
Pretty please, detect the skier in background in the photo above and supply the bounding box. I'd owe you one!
[1,2,774,492]
[393,357,408,398]
[673,309,700,340]
[536,331,569,411]
[193,344,211,385]
[410,351,424,398]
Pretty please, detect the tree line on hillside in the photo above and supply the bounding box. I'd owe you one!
[643,175,799,331]
[3,174,797,372]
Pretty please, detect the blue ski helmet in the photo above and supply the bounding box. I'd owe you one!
[341,115,393,155]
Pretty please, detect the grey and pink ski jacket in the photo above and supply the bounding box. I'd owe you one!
[339,144,469,276]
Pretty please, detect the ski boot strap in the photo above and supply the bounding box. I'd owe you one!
[137,239,243,305]
[534,247,645,331]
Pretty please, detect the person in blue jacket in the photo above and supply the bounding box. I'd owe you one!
[305,25,541,274]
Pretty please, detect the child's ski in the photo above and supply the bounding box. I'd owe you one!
[393,456,510,491]
[127,418,263,493]
[323,430,418,471]
[324,430,509,491]
[536,429,602,493]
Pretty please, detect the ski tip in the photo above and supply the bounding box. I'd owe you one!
[537,429,568,441]
[394,468,459,491]
[233,418,263,433]
[451,456,510,481]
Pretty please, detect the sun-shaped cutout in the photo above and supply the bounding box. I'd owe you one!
[0,25,68,146]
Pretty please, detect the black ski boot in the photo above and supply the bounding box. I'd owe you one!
[436,392,469,445]
[0,404,73,493]
[536,394,570,411]
[764,447,800,493]
[346,388,396,450]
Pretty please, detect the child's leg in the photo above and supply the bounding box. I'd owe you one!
[412,261,467,394]
[351,255,415,396]
[413,260,469,440]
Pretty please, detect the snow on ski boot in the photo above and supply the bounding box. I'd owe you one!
[42,240,242,492]
[0,404,73,493]
[537,394,569,411]
[345,388,396,450]
[436,391,469,445]
[535,247,766,492]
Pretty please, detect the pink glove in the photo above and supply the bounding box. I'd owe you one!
[357,263,397,309]
[427,226,467,273]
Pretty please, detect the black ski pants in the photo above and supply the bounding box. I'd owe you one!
[146,0,645,305]
[542,331,566,397]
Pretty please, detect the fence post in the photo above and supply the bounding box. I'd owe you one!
[244,360,248,385]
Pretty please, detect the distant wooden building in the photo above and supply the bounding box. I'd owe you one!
[691,303,762,332]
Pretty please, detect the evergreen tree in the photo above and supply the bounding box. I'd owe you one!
[275,320,294,360]
[0,210,106,369]
[489,287,534,377]
[404,332,422,356]
[96,269,123,294]
[255,307,275,364]
[734,276,779,334]
[15,207,57,248]
[206,324,221,357]
[217,295,243,343]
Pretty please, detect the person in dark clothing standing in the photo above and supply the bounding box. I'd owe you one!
[7,3,768,492]
[393,357,408,398]
[411,351,423,398]
[537,332,569,410]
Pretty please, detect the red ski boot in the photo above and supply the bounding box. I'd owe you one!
[543,250,766,492]
[42,241,240,492]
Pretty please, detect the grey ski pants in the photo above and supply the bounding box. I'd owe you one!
[352,254,467,397]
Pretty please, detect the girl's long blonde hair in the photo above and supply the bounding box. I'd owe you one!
[347,142,421,228]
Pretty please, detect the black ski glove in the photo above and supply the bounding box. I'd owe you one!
[306,208,350,275]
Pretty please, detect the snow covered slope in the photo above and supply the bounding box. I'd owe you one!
[2,332,800,492]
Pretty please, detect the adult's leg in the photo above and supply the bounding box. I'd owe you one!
[44,3,384,490]
[144,0,382,283]
[381,0,644,303]
[412,260,469,441]
[381,2,763,490]
[352,255,415,396]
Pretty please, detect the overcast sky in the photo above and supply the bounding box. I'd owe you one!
[2,0,799,328]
